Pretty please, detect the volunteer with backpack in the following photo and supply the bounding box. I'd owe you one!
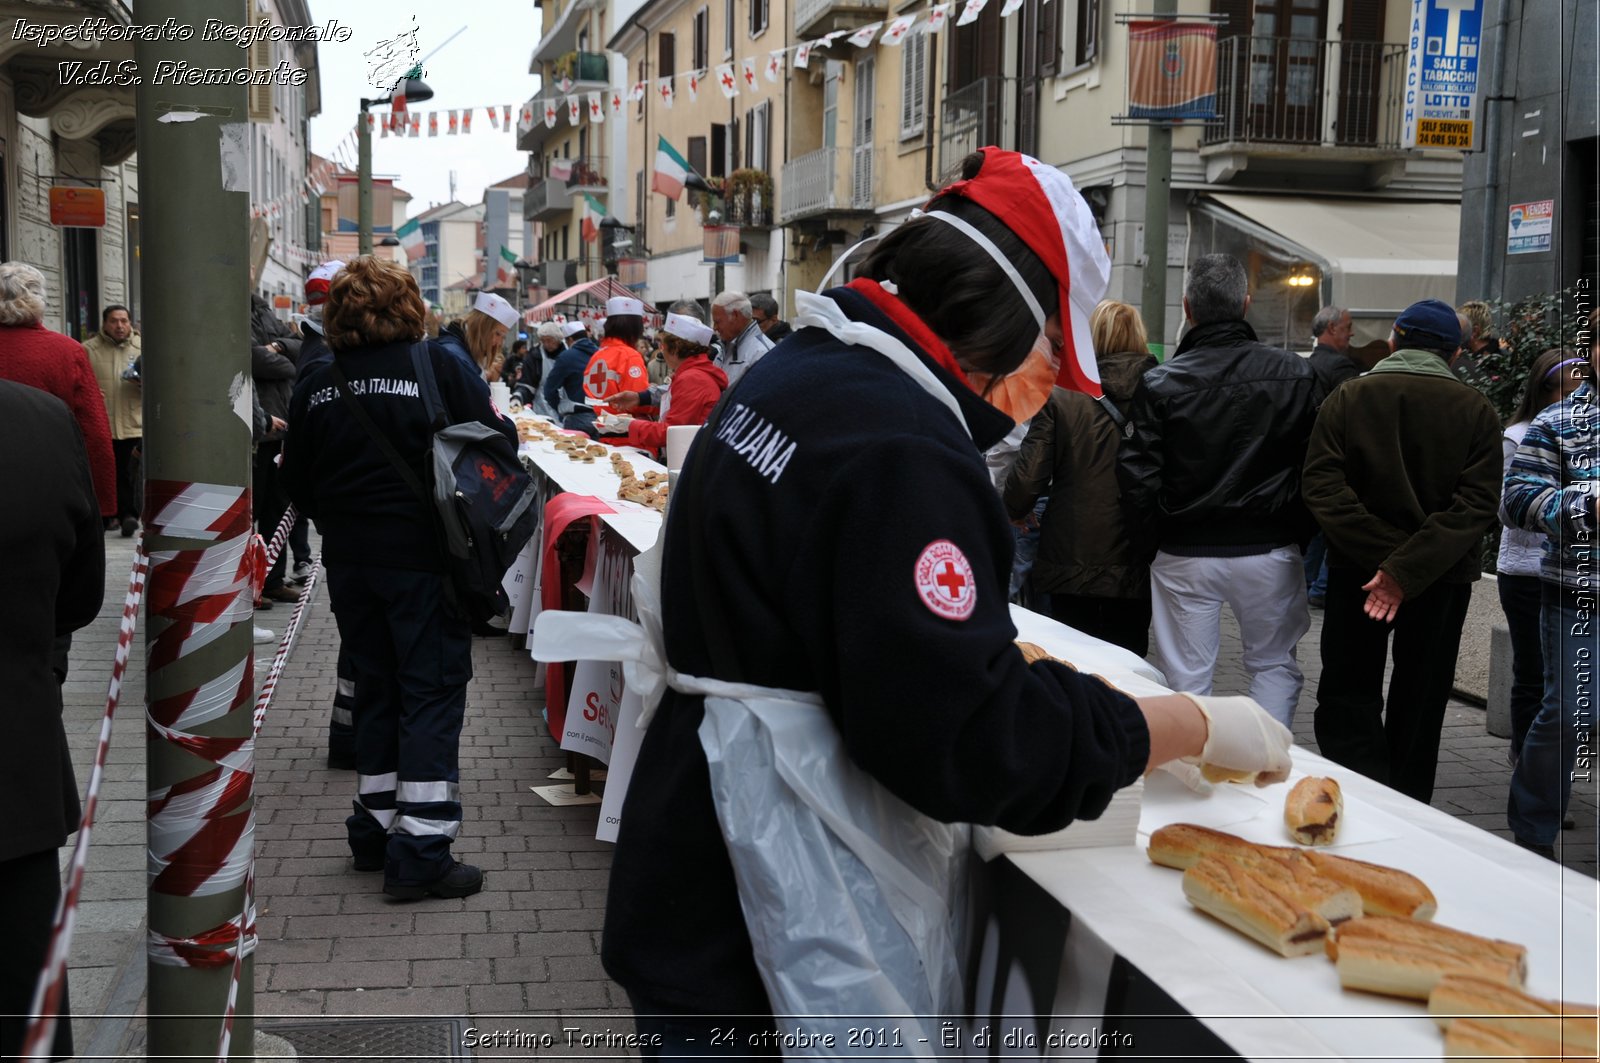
[282,256,518,901]
[597,150,1294,1044]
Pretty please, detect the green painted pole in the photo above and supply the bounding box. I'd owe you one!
[1140,0,1177,357]
[135,2,255,1058]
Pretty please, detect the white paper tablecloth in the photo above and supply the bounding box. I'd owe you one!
[1002,606,1598,1061]
[517,416,664,555]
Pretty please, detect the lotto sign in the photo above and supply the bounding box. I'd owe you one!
[1507,199,1554,255]
[1402,0,1482,150]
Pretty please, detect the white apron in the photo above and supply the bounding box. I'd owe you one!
[532,289,977,1051]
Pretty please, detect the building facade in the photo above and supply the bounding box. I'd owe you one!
[250,0,323,302]
[1456,0,1597,311]
[407,200,486,314]
[313,154,413,264]
[482,172,535,300]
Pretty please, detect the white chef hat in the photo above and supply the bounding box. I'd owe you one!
[473,291,520,329]
[663,311,714,347]
[561,320,588,338]
[304,259,346,305]
[606,295,645,317]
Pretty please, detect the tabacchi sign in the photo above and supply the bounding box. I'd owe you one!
[1402,0,1483,150]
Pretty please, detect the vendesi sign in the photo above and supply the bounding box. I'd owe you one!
[1507,200,1554,255]
[1402,0,1482,150]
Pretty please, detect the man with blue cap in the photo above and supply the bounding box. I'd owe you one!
[1302,298,1501,803]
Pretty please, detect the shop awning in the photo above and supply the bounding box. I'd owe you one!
[1198,194,1461,318]
[524,275,661,326]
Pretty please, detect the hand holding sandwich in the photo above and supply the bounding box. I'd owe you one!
[1139,693,1293,790]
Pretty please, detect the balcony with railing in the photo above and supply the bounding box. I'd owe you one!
[794,0,887,39]
[939,77,1009,180]
[1202,37,1408,153]
[778,146,876,224]
[531,155,610,193]
[525,176,573,221]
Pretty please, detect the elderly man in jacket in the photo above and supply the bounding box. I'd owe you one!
[1119,253,1323,728]
[710,290,774,391]
[1302,298,1501,803]
[82,304,142,535]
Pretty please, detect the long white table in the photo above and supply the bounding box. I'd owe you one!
[517,422,665,555]
[989,604,1598,1061]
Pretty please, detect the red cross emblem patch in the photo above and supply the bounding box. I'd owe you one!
[914,540,976,621]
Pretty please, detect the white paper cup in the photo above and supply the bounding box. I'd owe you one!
[664,425,699,471]
[489,382,512,409]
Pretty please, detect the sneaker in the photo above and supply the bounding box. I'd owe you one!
[120,517,138,538]
[253,625,276,644]
[384,861,484,900]
[263,584,302,603]
[290,561,314,584]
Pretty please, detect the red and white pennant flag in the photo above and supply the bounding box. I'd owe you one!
[957,0,988,25]
[795,42,815,68]
[765,51,782,81]
[687,69,703,101]
[588,92,605,123]
[567,95,581,124]
[628,80,648,102]
[543,100,558,128]
[927,3,952,31]
[657,78,674,108]
[881,14,917,44]
[849,21,883,45]
[740,56,759,91]
[716,62,739,97]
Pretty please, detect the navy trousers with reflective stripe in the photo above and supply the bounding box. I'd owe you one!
[325,564,472,887]
[328,642,356,762]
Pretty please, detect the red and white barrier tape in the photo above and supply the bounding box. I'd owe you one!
[21,537,149,1061]
[217,553,321,1062]
[258,503,299,584]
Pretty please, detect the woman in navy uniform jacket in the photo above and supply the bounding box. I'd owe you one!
[281,257,515,901]
[601,150,1297,1047]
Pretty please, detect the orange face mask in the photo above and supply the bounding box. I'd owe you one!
[965,332,1060,424]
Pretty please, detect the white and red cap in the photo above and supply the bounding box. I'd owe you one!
[663,311,714,347]
[933,149,1111,397]
[606,295,645,317]
[473,291,520,329]
[304,259,346,306]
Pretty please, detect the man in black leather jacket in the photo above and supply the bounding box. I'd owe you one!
[1119,253,1323,728]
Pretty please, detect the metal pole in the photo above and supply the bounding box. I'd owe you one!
[1140,0,1176,357]
[136,2,255,1058]
[358,102,374,255]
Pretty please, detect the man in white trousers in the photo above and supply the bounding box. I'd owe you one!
[1118,254,1324,726]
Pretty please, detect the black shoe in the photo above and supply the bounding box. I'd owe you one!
[263,584,302,603]
[1308,595,1325,609]
[470,618,505,637]
[352,853,384,873]
[384,861,484,900]
[1563,815,1576,830]
[1514,836,1557,859]
[120,517,137,538]
[327,751,356,771]
[254,597,273,611]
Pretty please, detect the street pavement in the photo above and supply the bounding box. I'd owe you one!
[54,532,1598,1056]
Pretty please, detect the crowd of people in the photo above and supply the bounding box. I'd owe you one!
[0,143,1595,1054]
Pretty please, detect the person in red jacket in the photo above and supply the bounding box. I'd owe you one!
[0,262,117,520]
[582,296,652,417]
[606,307,728,454]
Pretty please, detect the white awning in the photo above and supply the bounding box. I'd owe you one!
[1200,194,1461,318]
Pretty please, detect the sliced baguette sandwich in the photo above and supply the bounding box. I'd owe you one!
[1181,857,1331,957]
[1429,974,1598,1056]
[1303,850,1438,920]
[1148,823,1298,871]
[1284,776,1342,845]
[1443,1017,1597,1060]
[1328,917,1527,1000]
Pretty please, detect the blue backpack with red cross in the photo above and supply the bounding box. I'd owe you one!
[409,345,540,621]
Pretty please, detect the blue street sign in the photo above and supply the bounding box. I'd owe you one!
[1403,0,1482,150]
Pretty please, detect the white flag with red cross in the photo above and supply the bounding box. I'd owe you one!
[927,3,953,31]
[957,0,988,25]
[881,14,917,44]
[687,69,703,101]
[715,63,739,98]
[657,78,674,109]
[587,92,605,123]
[849,21,883,46]
[567,95,581,124]
[740,57,759,91]
[628,80,648,102]
[765,50,783,81]
[795,42,816,68]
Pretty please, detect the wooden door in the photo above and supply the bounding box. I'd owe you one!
[1336,0,1386,144]
[1246,0,1327,141]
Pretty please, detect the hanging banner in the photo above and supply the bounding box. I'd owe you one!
[848,21,883,46]
[765,50,783,81]
[628,80,648,102]
[1127,21,1219,120]
[462,108,473,133]
[1402,0,1483,149]
[957,0,988,26]
[657,78,675,109]
[703,225,741,264]
[1000,0,1024,15]
[610,89,625,114]
[544,101,559,128]
[795,42,815,68]
[687,69,703,101]
[503,104,513,128]
[716,62,740,97]
[447,109,459,134]
[588,92,606,123]
[427,111,439,136]
[488,105,500,129]
[567,95,581,124]
[739,57,760,91]
[927,3,952,31]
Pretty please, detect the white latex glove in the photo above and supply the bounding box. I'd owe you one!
[1177,693,1294,787]
[597,414,633,435]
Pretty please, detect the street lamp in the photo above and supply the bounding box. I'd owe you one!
[358,71,433,255]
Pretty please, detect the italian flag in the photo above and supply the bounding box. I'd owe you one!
[397,217,424,258]
[495,245,517,287]
[580,193,606,243]
[652,135,690,200]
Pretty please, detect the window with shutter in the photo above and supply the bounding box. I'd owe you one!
[724,0,735,56]
[710,124,728,177]
[246,0,274,121]
[659,32,676,79]
[900,33,926,138]
[694,8,710,71]
[751,0,768,36]
[1074,0,1101,66]
[687,136,708,205]
[1040,0,1062,76]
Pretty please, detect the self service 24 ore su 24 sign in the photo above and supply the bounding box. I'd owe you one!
[1402,0,1483,150]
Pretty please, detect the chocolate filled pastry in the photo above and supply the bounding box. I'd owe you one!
[1284,776,1342,846]
[1181,857,1331,957]
[1430,974,1599,1056]
[1302,851,1437,920]
[1326,916,1527,1000]
[586,444,606,457]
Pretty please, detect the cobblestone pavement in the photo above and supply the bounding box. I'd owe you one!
[55,535,1598,1056]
